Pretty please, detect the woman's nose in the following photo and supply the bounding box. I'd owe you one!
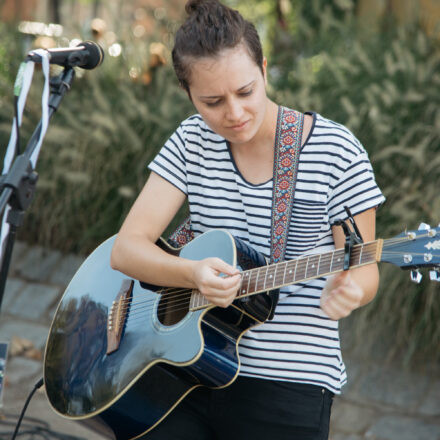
[225,98,244,122]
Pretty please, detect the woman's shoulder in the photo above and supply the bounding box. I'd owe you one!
[309,112,366,156]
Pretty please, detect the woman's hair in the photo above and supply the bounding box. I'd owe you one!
[172,0,264,93]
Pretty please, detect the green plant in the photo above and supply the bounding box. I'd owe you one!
[267,4,440,362]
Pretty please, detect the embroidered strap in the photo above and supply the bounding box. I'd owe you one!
[270,107,304,264]
[168,107,304,268]
[168,216,193,247]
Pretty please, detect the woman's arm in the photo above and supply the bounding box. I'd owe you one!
[320,207,380,320]
[111,172,241,307]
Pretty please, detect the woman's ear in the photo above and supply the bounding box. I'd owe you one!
[262,57,268,86]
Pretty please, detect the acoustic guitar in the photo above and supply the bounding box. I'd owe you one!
[44,225,440,439]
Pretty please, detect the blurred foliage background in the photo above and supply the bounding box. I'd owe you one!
[0,0,439,362]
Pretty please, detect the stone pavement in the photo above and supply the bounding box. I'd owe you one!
[0,241,439,439]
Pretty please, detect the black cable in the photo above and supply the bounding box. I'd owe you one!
[10,377,44,440]
[3,384,88,440]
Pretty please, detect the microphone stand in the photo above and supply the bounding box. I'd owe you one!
[0,66,75,313]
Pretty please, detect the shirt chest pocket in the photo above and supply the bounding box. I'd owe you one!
[288,200,329,251]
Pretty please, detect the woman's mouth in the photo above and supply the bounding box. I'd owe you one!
[229,120,249,131]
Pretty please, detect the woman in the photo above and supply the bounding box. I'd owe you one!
[111,1,385,438]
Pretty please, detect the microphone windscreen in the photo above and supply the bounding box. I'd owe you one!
[80,41,105,70]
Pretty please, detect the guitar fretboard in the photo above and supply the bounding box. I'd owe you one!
[190,240,383,310]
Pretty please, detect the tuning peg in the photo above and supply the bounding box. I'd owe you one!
[418,223,431,231]
[429,269,440,282]
[410,270,422,284]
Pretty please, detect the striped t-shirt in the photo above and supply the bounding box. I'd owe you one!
[148,111,385,394]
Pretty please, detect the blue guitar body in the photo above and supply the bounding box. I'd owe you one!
[44,223,440,438]
[44,229,276,440]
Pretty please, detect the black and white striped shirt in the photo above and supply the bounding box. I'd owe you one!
[148,111,385,394]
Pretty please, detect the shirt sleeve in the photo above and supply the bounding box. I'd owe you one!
[328,142,385,224]
[148,124,188,195]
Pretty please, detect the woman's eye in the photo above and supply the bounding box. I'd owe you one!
[240,89,253,97]
[206,100,221,107]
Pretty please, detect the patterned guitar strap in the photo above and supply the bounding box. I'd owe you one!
[168,107,304,319]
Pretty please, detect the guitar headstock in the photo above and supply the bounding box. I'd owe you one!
[381,223,440,283]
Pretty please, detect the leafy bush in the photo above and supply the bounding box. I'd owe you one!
[267,3,440,362]
[1,2,439,361]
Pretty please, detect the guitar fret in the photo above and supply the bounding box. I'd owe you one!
[286,261,294,284]
[282,261,287,285]
[304,257,310,279]
[276,262,286,287]
[256,266,264,292]
[293,259,298,282]
[272,264,278,288]
[240,271,250,296]
[306,254,320,279]
[248,268,258,295]
[295,258,307,281]
[334,251,344,271]
[266,264,276,289]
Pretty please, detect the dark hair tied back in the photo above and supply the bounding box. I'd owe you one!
[185,0,219,15]
[172,0,263,93]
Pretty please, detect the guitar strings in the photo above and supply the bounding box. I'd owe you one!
[117,246,349,312]
[116,249,345,316]
[117,245,374,319]
[110,245,380,327]
[107,234,437,329]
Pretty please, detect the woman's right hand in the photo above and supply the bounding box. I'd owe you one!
[191,258,242,308]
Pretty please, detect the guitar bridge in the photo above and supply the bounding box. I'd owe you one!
[106,279,134,355]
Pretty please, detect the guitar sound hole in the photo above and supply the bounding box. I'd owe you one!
[157,290,191,326]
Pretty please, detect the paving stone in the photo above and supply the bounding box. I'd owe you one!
[1,278,26,312]
[48,253,84,286]
[6,283,60,321]
[0,318,49,348]
[9,241,30,271]
[7,392,107,440]
[357,364,430,410]
[330,434,363,440]
[14,246,62,282]
[3,356,42,385]
[331,400,377,434]
[365,415,440,440]
[418,379,440,417]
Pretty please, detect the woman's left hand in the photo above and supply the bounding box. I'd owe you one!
[320,271,364,320]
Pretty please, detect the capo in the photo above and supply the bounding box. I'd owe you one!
[333,206,364,271]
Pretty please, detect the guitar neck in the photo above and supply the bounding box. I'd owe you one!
[190,239,383,310]
[237,239,383,299]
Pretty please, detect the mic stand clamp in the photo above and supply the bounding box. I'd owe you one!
[333,206,364,271]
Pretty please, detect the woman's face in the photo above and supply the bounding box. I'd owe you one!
[188,44,268,145]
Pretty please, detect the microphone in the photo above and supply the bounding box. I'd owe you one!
[26,41,104,70]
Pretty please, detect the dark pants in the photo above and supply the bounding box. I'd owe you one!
[144,376,334,440]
